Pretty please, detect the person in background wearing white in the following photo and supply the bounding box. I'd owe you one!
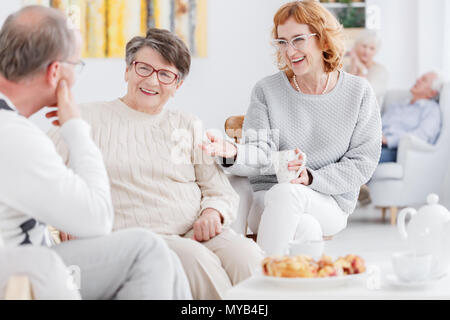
[200,1,381,256]
[48,28,264,300]
[0,6,191,300]
[346,29,389,107]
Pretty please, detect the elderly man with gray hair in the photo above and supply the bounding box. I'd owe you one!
[379,71,444,163]
[0,6,191,300]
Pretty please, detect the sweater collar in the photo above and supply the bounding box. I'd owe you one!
[281,70,344,98]
[0,90,18,113]
[112,98,167,123]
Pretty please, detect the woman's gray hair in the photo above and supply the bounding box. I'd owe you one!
[125,28,191,81]
[0,6,76,81]
[354,29,382,52]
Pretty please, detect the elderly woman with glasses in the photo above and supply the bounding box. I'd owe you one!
[49,28,264,300]
[201,0,382,255]
[345,29,389,106]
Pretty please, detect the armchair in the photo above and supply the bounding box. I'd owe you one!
[224,116,253,236]
[367,82,450,224]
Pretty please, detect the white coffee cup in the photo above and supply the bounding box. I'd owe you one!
[286,240,325,260]
[272,150,307,184]
[391,252,432,282]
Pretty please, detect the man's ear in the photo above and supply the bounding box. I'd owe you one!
[46,61,61,88]
[428,89,438,99]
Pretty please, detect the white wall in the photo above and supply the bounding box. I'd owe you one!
[1,0,287,132]
[2,0,449,203]
[367,0,418,89]
[2,0,447,131]
[368,0,449,87]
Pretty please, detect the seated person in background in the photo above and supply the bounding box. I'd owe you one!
[345,29,389,106]
[49,28,264,300]
[380,71,444,163]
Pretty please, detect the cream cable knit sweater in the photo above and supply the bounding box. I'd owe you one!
[48,99,238,236]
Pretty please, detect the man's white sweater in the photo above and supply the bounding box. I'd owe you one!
[0,99,113,246]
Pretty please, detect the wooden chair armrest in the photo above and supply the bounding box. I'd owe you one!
[225,115,245,143]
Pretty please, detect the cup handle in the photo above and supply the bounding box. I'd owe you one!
[397,208,417,239]
[295,152,307,179]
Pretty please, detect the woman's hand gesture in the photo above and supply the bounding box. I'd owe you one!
[199,132,238,159]
[289,148,312,186]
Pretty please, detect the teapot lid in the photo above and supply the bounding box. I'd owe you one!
[427,194,440,205]
[419,194,450,218]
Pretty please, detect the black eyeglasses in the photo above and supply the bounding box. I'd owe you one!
[132,61,179,85]
[61,60,86,74]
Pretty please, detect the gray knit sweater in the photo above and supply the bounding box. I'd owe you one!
[224,71,382,214]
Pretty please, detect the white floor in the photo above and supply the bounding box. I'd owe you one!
[324,204,411,266]
[228,205,450,299]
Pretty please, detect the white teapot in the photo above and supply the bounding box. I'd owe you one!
[397,194,450,278]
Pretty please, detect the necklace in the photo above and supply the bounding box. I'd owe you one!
[293,72,331,95]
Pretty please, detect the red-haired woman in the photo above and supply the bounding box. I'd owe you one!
[201,0,381,255]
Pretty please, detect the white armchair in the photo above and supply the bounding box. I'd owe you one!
[367,82,450,224]
[228,174,253,235]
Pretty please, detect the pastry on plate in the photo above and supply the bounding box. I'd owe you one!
[262,255,318,278]
[262,254,365,278]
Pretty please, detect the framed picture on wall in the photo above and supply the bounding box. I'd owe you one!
[22,0,208,58]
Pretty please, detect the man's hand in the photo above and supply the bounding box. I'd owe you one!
[193,208,223,242]
[45,79,81,126]
[60,231,76,242]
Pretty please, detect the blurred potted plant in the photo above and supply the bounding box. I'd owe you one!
[337,0,365,28]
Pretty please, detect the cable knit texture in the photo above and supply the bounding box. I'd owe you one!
[48,99,239,236]
[224,71,382,214]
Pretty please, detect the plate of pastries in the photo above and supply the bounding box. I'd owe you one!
[260,254,366,288]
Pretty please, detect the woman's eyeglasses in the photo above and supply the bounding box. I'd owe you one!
[132,61,179,85]
[272,33,317,51]
[61,60,86,74]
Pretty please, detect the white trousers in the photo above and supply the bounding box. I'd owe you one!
[0,246,81,300]
[0,229,192,300]
[52,228,192,300]
[248,183,348,255]
[163,228,264,300]
[228,175,254,235]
